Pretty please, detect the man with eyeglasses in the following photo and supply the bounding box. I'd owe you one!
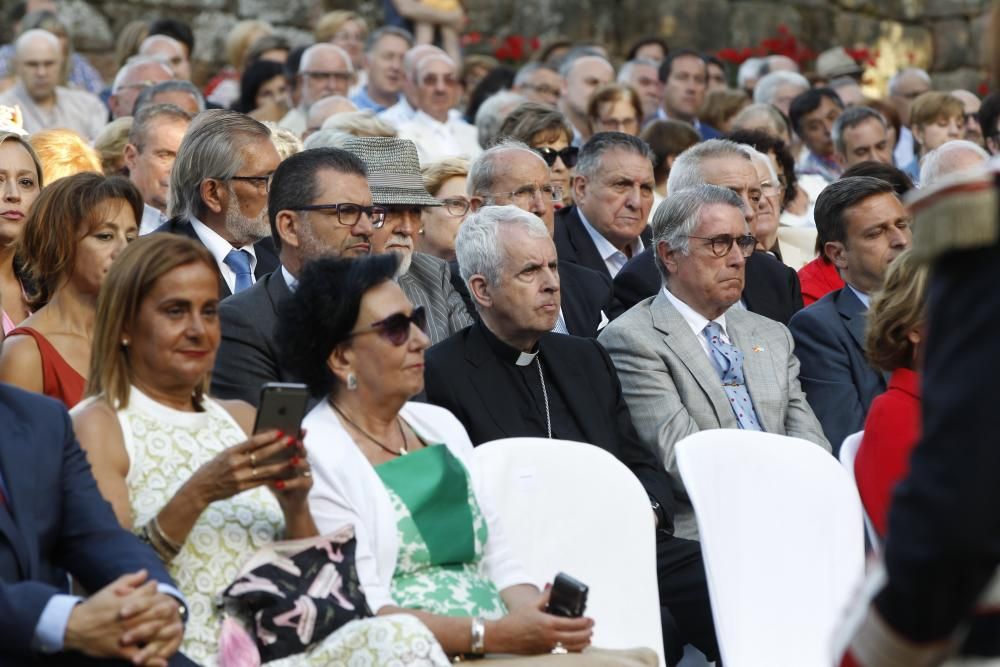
[279,43,354,138]
[107,56,174,119]
[212,147,382,405]
[156,110,281,298]
[512,62,563,107]
[466,140,614,338]
[599,184,830,540]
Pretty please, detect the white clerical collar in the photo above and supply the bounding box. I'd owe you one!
[515,350,538,366]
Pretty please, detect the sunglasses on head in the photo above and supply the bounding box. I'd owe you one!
[348,306,428,346]
[533,146,579,168]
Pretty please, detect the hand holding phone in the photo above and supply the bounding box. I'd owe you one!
[545,572,589,618]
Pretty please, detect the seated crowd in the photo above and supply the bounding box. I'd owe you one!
[0,3,994,665]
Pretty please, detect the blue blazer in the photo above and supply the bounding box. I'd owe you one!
[0,384,174,659]
[788,287,887,455]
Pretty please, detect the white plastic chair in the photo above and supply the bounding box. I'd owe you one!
[838,431,882,554]
[474,437,665,666]
[675,430,865,667]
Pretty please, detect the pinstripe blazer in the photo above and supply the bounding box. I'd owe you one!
[598,291,830,539]
[398,252,474,345]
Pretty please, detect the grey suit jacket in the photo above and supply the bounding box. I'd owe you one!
[598,291,830,538]
[399,252,474,345]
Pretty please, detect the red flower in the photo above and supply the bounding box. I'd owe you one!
[978,80,990,96]
[530,36,541,51]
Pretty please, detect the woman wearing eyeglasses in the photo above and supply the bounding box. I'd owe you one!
[280,255,652,664]
[497,102,579,209]
[418,157,470,262]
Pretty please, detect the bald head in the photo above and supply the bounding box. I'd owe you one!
[305,95,358,138]
[298,43,354,108]
[15,29,62,102]
[920,139,989,187]
[468,142,556,231]
[139,35,191,80]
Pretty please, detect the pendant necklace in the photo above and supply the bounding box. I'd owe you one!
[329,400,408,456]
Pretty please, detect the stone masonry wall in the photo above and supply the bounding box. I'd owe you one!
[2,0,991,93]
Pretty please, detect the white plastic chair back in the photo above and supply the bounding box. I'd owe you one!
[838,431,882,554]
[474,437,665,666]
[676,430,864,667]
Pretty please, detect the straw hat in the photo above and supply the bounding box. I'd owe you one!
[340,136,441,207]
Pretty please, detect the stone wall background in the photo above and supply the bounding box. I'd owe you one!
[1,0,991,93]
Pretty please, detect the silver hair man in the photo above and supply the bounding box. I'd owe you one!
[666,138,753,196]
[919,139,989,187]
[456,204,550,291]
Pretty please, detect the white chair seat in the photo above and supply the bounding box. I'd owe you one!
[838,430,882,554]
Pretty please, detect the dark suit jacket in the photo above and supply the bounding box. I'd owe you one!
[448,259,614,339]
[788,287,887,455]
[212,269,297,406]
[0,384,175,659]
[424,324,677,530]
[553,205,653,279]
[154,216,280,298]
[613,248,804,325]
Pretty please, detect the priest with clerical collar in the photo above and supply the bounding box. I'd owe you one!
[423,205,720,666]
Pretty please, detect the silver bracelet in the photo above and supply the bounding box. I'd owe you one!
[470,616,486,655]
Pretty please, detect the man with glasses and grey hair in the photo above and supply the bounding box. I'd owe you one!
[425,204,720,666]
[280,43,354,138]
[599,184,829,539]
[212,147,382,405]
[107,56,174,119]
[156,109,281,297]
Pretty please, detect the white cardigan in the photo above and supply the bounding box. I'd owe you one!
[304,400,532,613]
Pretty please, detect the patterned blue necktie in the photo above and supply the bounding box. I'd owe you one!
[223,249,253,293]
[703,321,763,431]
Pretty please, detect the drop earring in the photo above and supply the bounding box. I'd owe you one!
[346,373,358,391]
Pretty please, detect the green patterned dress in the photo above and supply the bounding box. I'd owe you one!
[377,445,508,619]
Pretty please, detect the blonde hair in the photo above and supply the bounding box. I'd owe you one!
[910,92,964,134]
[263,121,303,160]
[421,157,469,196]
[865,249,929,372]
[29,129,102,184]
[699,89,751,133]
[93,117,133,175]
[586,83,643,134]
[87,234,218,410]
[0,130,44,187]
[315,11,367,44]
[225,20,273,69]
[321,110,396,137]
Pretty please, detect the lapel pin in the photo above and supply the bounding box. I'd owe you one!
[752,345,764,353]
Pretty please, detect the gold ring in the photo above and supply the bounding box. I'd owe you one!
[303,470,312,478]
[250,452,257,466]
[251,466,257,477]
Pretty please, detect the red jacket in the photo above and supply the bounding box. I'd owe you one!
[797,256,844,306]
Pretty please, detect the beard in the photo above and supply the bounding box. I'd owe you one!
[385,232,413,277]
[224,185,270,246]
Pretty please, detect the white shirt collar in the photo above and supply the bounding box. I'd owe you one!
[189,217,258,293]
[577,207,644,277]
[661,285,729,341]
[847,284,871,309]
[281,265,298,292]
[139,203,166,236]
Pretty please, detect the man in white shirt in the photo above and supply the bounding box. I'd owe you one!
[156,110,281,297]
[124,103,192,235]
[0,29,106,139]
[378,43,446,128]
[888,67,931,167]
[279,44,353,138]
[395,52,480,163]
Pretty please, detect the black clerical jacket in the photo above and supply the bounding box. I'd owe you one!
[425,322,677,530]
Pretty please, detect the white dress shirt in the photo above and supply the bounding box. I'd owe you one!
[278,106,307,138]
[139,203,166,236]
[662,286,734,361]
[577,208,644,278]
[189,217,258,294]
[377,96,416,128]
[396,110,482,164]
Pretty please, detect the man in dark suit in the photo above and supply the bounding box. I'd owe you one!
[0,383,191,665]
[213,147,379,405]
[655,49,722,141]
[789,177,910,454]
[155,109,281,298]
[424,205,718,666]
[466,140,614,337]
[553,132,657,280]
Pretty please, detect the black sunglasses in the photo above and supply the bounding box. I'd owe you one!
[534,146,579,168]
[348,306,428,346]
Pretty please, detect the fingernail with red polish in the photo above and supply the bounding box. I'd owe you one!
[291,456,300,465]
[276,430,285,438]
[275,480,286,490]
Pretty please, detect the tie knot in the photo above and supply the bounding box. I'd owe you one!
[703,321,724,341]
[224,249,251,274]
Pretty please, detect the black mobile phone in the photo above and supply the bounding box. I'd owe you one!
[545,572,589,618]
[253,383,310,436]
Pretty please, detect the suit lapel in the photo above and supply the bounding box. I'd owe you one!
[727,310,779,433]
[565,208,613,277]
[0,419,34,578]
[538,335,605,442]
[464,326,531,438]
[651,293,734,426]
[557,265,590,337]
[836,288,868,352]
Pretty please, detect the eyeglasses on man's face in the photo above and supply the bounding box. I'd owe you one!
[487,183,563,208]
[219,174,274,194]
[301,70,353,84]
[684,233,757,258]
[289,202,387,228]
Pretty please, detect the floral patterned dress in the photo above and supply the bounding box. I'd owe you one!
[376,444,507,619]
[107,386,449,666]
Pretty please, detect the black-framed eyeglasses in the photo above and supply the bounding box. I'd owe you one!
[533,145,579,168]
[348,306,427,346]
[289,202,387,228]
[301,70,353,83]
[223,175,273,194]
[684,234,757,258]
[440,197,470,216]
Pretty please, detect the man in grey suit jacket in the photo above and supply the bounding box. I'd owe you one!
[599,185,829,539]
[342,136,473,344]
[789,177,911,454]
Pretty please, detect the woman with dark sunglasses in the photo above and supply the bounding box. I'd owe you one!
[278,255,651,664]
[496,102,578,209]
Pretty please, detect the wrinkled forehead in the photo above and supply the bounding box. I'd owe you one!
[702,156,758,190]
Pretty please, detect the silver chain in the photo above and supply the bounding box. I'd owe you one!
[536,357,552,438]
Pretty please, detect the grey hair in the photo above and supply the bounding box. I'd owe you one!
[14,29,60,57]
[455,204,551,293]
[745,144,777,183]
[919,139,989,187]
[753,71,809,105]
[667,138,752,196]
[364,25,414,54]
[467,139,547,198]
[168,109,271,220]
[737,57,765,89]
[831,106,887,154]
[299,43,354,74]
[303,128,355,149]
[133,80,206,115]
[112,55,171,92]
[618,58,659,84]
[730,103,792,138]
[139,34,183,56]
[128,103,193,147]
[652,185,746,283]
[475,90,527,148]
[576,132,654,181]
[558,48,609,79]
[888,67,930,96]
[514,62,556,87]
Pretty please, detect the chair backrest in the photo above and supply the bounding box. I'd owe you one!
[474,437,665,667]
[838,430,882,554]
[676,429,864,667]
